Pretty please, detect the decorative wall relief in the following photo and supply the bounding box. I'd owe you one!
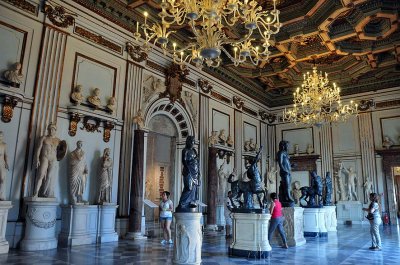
[68,113,80,136]
[27,207,56,229]
[182,91,198,129]
[259,110,277,124]
[126,42,148,62]
[4,0,37,15]
[357,99,375,112]
[198,78,212,93]
[1,95,19,123]
[74,26,123,54]
[43,4,76,28]
[81,116,101,133]
[160,64,189,105]
[103,121,114,143]
[142,74,165,107]
[233,96,244,109]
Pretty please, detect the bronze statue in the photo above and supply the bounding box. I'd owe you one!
[277,140,294,207]
[176,136,201,211]
[323,172,333,206]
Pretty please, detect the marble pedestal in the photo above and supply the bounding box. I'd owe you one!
[59,204,99,246]
[21,197,58,251]
[229,212,271,258]
[98,204,119,243]
[271,207,306,247]
[173,212,202,265]
[0,201,12,253]
[324,205,337,232]
[336,201,363,224]
[303,207,328,237]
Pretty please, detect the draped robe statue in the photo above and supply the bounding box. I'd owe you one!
[69,141,88,204]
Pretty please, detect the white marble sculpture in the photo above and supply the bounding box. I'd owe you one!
[306,144,314,154]
[218,129,226,145]
[87,88,101,108]
[340,163,358,201]
[182,91,198,128]
[218,161,227,203]
[0,131,9,201]
[106,97,116,114]
[208,131,218,147]
[291,181,302,206]
[69,141,89,204]
[244,141,250,152]
[363,177,374,203]
[133,109,145,130]
[382,136,394,149]
[226,135,233,147]
[70,85,84,105]
[249,138,256,151]
[33,123,65,198]
[266,166,277,185]
[98,148,113,204]
[3,62,23,86]
[293,144,299,156]
[143,75,164,105]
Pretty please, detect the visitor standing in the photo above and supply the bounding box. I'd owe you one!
[363,193,382,250]
[160,191,173,244]
[225,191,235,238]
[268,192,288,249]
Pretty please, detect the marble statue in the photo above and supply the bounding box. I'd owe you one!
[218,129,226,145]
[217,160,227,203]
[69,141,89,204]
[340,163,358,201]
[249,138,256,151]
[244,141,250,151]
[87,88,101,108]
[3,62,23,86]
[133,109,145,130]
[335,167,345,201]
[293,144,299,156]
[266,166,277,186]
[323,172,333,206]
[0,131,9,201]
[277,140,294,206]
[363,177,373,203]
[98,148,113,204]
[106,97,116,114]
[306,144,314,154]
[291,181,302,206]
[382,136,394,149]
[177,136,201,210]
[208,131,218,147]
[33,123,66,198]
[226,135,233,147]
[70,85,84,105]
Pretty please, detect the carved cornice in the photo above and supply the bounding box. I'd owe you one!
[290,155,320,172]
[357,99,375,112]
[375,99,400,109]
[146,60,166,73]
[126,42,148,62]
[210,91,231,105]
[242,106,258,117]
[74,26,122,54]
[43,4,76,28]
[160,64,189,105]
[198,78,213,94]
[4,0,37,15]
[233,96,244,110]
[259,111,277,124]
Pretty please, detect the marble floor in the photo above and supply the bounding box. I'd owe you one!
[1,224,400,265]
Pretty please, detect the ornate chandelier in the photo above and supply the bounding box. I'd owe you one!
[282,66,358,127]
[133,0,281,68]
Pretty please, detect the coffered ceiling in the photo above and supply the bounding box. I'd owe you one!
[73,0,400,107]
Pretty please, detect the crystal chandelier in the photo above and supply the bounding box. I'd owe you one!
[133,0,281,68]
[282,66,358,127]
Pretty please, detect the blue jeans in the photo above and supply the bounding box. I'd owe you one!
[268,217,287,245]
[370,219,382,248]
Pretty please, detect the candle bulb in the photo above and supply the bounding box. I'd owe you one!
[144,11,148,25]
[136,22,139,33]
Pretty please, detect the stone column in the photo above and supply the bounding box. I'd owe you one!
[173,212,202,265]
[0,201,12,253]
[319,124,334,178]
[206,147,218,230]
[127,130,146,239]
[119,62,143,216]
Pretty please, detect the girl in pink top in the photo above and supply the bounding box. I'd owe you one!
[268,192,288,248]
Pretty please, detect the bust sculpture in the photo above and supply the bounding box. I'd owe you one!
[69,141,89,204]
[226,135,233,147]
[0,131,9,201]
[208,131,218,147]
[306,144,314,154]
[291,181,302,206]
[133,109,145,130]
[177,136,201,210]
[87,88,101,108]
[293,144,299,156]
[249,138,256,151]
[33,123,66,197]
[244,141,250,152]
[98,148,113,204]
[106,97,116,114]
[277,140,294,207]
[218,129,226,145]
[70,85,84,105]
[382,136,394,149]
[3,62,23,87]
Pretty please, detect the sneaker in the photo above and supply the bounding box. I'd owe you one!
[369,246,376,250]
[161,240,167,245]
[168,239,173,244]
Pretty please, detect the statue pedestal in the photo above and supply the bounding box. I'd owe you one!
[98,204,119,243]
[229,212,271,258]
[58,204,99,246]
[21,197,59,251]
[324,205,337,232]
[271,207,306,247]
[173,212,202,265]
[336,201,363,224]
[0,201,12,254]
[303,207,328,237]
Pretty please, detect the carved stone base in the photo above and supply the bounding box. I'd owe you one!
[98,204,119,243]
[229,212,271,258]
[58,205,99,246]
[173,212,202,265]
[336,201,363,224]
[271,207,306,247]
[0,201,12,254]
[21,197,58,251]
[303,207,328,237]
[324,206,337,232]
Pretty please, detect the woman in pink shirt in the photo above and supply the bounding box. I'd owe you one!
[268,192,288,248]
